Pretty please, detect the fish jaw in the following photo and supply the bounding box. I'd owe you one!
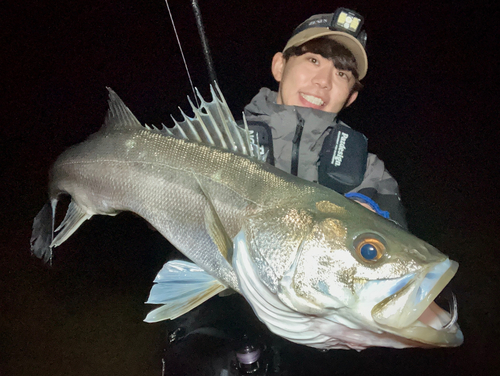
[362,259,464,347]
[370,259,458,328]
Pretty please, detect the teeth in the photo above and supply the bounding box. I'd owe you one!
[301,93,324,106]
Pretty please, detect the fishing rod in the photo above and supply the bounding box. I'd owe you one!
[163,0,219,104]
[190,0,218,86]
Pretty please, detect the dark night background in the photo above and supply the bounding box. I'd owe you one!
[1,0,499,375]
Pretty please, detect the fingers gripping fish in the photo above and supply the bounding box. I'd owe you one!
[31,85,463,350]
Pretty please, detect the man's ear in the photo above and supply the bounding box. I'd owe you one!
[271,52,286,82]
[345,91,359,107]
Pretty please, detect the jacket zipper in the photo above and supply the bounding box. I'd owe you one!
[291,113,305,176]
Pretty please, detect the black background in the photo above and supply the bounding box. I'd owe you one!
[1,0,499,375]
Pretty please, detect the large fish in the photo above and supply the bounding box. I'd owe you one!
[31,86,463,350]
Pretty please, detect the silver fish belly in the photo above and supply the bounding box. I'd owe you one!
[31,86,463,350]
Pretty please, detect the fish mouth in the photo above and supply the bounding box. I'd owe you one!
[370,259,463,346]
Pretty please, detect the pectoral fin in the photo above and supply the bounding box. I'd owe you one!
[203,198,234,263]
[192,173,234,263]
[144,260,227,323]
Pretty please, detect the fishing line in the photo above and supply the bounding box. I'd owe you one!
[164,0,199,106]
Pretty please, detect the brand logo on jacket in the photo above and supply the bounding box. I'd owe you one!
[331,131,349,166]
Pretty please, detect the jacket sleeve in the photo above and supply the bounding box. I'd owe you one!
[349,153,408,229]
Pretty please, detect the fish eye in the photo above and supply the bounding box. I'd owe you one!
[355,237,385,263]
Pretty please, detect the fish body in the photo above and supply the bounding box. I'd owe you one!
[31,86,463,350]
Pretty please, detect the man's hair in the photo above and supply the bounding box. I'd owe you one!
[283,37,363,93]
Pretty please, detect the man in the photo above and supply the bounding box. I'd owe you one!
[244,10,407,227]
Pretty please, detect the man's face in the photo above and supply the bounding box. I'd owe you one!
[272,51,358,113]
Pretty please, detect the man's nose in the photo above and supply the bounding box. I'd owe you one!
[312,67,333,89]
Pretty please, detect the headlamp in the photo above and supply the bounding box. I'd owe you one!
[291,8,367,49]
[332,8,367,48]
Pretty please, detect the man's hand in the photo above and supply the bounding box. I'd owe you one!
[356,201,376,213]
[345,192,390,218]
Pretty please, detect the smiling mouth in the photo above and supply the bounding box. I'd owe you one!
[301,93,325,106]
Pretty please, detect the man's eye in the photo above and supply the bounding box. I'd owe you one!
[338,71,350,80]
[309,58,318,64]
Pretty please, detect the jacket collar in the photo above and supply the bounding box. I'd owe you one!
[244,88,337,139]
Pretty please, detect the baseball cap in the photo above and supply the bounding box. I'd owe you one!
[283,11,368,80]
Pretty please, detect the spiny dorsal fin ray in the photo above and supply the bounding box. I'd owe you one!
[104,88,143,131]
[171,109,194,141]
[169,82,266,162]
[104,85,265,162]
[187,95,218,146]
[195,87,230,150]
[210,85,254,157]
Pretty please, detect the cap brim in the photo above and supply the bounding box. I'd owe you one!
[283,28,368,80]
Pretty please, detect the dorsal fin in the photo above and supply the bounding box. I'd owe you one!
[103,87,143,131]
[103,85,266,162]
[168,83,267,162]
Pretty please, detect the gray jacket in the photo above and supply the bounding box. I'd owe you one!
[244,88,407,228]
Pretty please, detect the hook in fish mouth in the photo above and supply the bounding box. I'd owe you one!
[419,287,458,330]
[443,291,458,329]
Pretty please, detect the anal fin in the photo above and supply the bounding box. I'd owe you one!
[51,200,93,248]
